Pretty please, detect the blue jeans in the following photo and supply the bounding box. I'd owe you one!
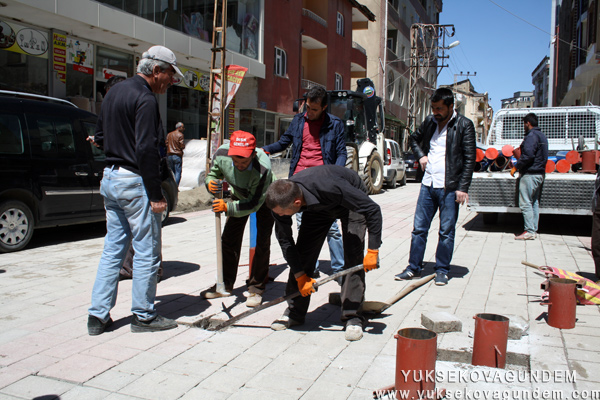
[296,212,344,273]
[89,167,162,322]
[519,174,544,234]
[407,184,459,275]
[167,154,182,185]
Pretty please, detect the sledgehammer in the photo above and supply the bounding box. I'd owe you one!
[207,264,365,331]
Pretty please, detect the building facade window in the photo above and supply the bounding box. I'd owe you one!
[388,0,399,11]
[335,73,343,90]
[96,0,262,60]
[336,12,344,36]
[0,19,49,95]
[387,30,398,54]
[274,47,287,77]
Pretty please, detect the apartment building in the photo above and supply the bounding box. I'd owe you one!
[352,0,443,147]
[532,56,550,108]
[240,0,375,147]
[0,0,269,140]
[552,0,600,106]
[501,91,534,109]
[441,79,491,143]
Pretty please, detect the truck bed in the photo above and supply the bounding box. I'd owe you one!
[467,172,596,216]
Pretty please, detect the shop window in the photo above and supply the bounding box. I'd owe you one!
[274,47,287,77]
[166,85,208,140]
[0,51,48,95]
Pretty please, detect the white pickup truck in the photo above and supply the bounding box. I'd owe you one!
[468,106,600,223]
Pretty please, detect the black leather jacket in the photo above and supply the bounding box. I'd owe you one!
[410,113,476,193]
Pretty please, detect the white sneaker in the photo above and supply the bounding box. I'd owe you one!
[270,315,301,331]
[345,325,363,341]
[245,293,262,308]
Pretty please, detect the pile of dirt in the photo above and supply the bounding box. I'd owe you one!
[175,185,213,213]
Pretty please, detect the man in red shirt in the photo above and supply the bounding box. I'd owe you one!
[263,86,346,277]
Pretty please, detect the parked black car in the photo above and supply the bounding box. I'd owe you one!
[403,151,423,182]
[0,91,177,253]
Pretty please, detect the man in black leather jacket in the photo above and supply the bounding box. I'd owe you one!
[395,87,476,286]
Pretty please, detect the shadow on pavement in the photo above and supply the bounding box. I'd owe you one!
[27,221,107,250]
[463,213,592,237]
[162,216,187,226]
[160,261,200,280]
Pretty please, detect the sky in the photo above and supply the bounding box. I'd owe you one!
[438,0,553,112]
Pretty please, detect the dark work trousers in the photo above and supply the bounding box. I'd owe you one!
[284,209,367,326]
[221,202,275,294]
[592,206,600,279]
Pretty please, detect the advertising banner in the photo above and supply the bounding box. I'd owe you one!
[67,38,94,75]
[209,65,248,155]
[52,32,66,83]
[174,66,210,92]
[0,19,48,58]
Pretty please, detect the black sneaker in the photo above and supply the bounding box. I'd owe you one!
[394,268,421,281]
[435,272,448,286]
[131,314,178,333]
[88,315,113,336]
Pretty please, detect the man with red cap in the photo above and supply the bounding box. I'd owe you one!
[203,131,276,307]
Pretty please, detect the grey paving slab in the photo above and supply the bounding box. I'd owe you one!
[0,375,75,399]
[0,183,598,399]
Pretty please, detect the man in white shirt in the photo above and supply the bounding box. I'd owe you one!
[395,88,476,286]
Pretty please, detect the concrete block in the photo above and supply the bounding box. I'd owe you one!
[421,311,463,333]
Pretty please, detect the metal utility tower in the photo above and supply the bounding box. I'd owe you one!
[407,24,455,138]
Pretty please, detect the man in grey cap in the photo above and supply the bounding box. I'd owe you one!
[88,45,183,335]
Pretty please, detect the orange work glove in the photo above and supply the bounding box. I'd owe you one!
[363,249,379,272]
[208,179,223,194]
[296,274,316,297]
[212,199,227,213]
[510,166,517,177]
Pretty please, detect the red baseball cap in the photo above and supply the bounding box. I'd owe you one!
[228,130,256,157]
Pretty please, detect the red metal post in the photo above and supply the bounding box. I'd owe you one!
[471,313,509,369]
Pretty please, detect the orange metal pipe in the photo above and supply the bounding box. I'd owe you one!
[395,328,438,399]
[471,313,509,369]
[544,278,577,329]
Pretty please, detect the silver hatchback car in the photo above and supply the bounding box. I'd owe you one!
[383,139,406,188]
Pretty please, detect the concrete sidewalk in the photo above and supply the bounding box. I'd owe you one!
[0,182,599,399]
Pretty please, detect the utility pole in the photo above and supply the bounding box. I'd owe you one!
[407,23,455,148]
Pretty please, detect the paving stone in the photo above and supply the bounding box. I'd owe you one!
[38,353,119,383]
[85,369,142,392]
[0,375,75,399]
[119,370,201,400]
[421,311,463,333]
[60,385,112,400]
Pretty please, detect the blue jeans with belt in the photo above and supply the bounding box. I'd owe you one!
[88,167,162,322]
[407,184,459,275]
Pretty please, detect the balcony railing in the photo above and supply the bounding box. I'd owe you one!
[352,41,366,55]
[302,8,327,27]
[301,79,325,90]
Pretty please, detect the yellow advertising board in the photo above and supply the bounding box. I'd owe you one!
[0,19,49,58]
[174,67,210,92]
